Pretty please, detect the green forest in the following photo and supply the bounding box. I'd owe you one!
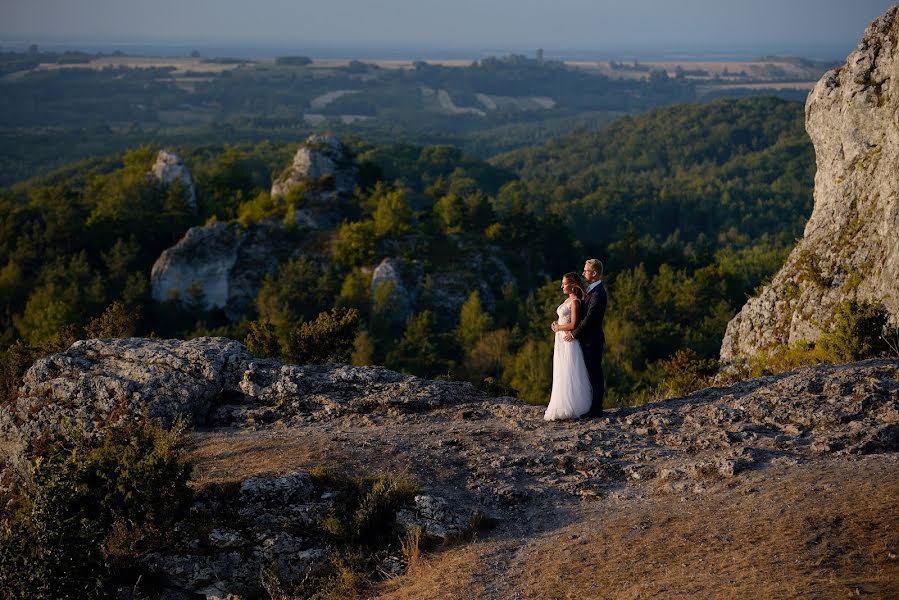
[0,96,816,406]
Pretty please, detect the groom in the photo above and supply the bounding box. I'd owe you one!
[564,259,607,417]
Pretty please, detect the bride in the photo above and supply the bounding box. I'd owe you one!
[545,272,593,421]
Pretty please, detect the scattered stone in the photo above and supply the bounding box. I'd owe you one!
[396,495,473,542]
[208,529,247,549]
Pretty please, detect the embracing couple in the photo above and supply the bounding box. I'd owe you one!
[544,259,607,421]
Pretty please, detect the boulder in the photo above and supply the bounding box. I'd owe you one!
[0,336,251,476]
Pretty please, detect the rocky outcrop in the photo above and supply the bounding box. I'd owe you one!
[371,247,515,329]
[0,336,481,476]
[271,134,358,203]
[1,336,898,596]
[150,150,197,211]
[150,221,291,320]
[721,7,899,362]
[0,337,250,476]
[370,258,422,319]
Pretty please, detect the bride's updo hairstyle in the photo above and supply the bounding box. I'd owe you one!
[563,272,587,300]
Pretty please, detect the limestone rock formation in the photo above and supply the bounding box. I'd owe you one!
[150,149,197,211]
[271,134,358,203]
[370,257,421,318]
[0,336,480,476]
[721,7,899,362]
[150,221,289,320]
[0,337,250,476]
[370,249,515,329]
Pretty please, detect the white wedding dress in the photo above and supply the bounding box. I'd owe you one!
[544,298,593,421]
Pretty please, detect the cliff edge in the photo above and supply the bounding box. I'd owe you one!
[721,7,899,362]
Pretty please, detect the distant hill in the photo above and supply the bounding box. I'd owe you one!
[491,96,814,246]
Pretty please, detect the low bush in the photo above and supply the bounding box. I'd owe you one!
[247,308,360,366]
[83,301,139,339]
[658,348,719,397]
[261,469,418,599]
[0,420,194,599]
[0,325,77,406]
[817,299,890,362]
[723,299,894,381]
[286,307,359,365]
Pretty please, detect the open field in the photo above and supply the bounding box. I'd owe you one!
[310,58,475,69]
[697,81,817,96]
[567,59,828,85]
[3,54,828,89]
[42,55,242,73]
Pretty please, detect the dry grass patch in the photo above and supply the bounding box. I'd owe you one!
[372,457,898,599]
[189,430,355,487]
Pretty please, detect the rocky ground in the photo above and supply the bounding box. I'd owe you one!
[1,337,898,598]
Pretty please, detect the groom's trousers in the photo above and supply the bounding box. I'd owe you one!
[583,342,604,415]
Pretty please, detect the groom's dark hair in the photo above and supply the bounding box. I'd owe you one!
[585,258,603,277]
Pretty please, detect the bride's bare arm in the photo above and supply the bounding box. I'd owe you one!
[554,299,580,332]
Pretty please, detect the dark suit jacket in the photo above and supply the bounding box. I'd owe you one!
[571,281,607,351]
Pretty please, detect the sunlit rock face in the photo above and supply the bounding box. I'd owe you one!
[721,7,899,362]
[150,149,197,211]
[270,133,358,200]
[150,222,284,320]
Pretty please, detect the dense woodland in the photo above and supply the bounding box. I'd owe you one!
[0,96,816,405]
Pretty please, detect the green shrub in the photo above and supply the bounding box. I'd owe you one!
[313,469,417,548]
[0,421,194,599]
[745,340,828,377]
[84,301,139,339]
[262,469,418,600]
[502,338,553,405]
[245,319,282,359]
[332,220,376,267]
[385,311,449,378]
[818,299,890,362]
[0,326,77,406]
[237,190,283,225]
[285,307,360,365]
[658,348,719,397]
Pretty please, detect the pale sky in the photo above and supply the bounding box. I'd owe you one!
[0,0,893,57]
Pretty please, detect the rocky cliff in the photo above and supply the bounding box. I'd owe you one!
[721,8,899,362]
[150,149,197,211]
[150,221,294,320]
[271,133,358,208]
[1,337,897,597]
